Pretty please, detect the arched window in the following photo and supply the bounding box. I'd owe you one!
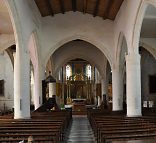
[66,65,72,80]
[86,64,91,79]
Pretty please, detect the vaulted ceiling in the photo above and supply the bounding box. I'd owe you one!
[34,0,124,20]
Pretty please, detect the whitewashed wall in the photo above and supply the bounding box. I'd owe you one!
[0,51,13,110]
[40,12,114,67]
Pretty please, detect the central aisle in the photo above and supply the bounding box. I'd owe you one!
[66,115,96,143]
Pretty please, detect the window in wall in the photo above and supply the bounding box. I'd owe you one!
[66,65,72,80]
[0,80,4,96]
[86,64,91,79]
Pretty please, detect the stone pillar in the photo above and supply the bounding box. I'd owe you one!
[112,67,123,111]
[126,52,142,117]
[33,65,45,109]
[101,78,108,102]
[33,66,40,109]
[14,44,30,119]
[40,67,46,104]
[97,96,101,107]
[95,68,99,83]
[94,84,97,105]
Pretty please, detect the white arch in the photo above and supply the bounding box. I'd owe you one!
[140,40,156,60]
[5,0,23,49]
[28,30,43,109]
[28,31,40,69]
[115,32,128,67]
[0,34,15,52]
[44,34,113,69]
[133,0,156,52]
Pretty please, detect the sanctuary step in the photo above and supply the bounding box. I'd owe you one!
[65,115,96,143]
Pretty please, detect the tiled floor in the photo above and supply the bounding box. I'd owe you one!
[65,115,96,143]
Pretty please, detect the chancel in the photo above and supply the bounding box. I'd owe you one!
[54,58,98,114]
[1,0,156,142]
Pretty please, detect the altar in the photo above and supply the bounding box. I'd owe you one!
[72,99,86,114]
[72,98,86,103]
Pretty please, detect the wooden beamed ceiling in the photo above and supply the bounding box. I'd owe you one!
[34,0,124,20]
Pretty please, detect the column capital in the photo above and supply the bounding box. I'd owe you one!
[126,52,140,63]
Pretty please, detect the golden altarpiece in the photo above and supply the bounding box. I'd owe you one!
[44,59,112,112]
[56,59,101,112]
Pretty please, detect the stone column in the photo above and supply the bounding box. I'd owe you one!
[33,66,40,109]
[40,67,46,104]
[33,73,39,109]
[97,96,101,107]
[101,78,108,102]
[14,44,30,119]
[126,52,142,117]
[112,67,123,111]
[33,65,45,109]
[94,84,97,105]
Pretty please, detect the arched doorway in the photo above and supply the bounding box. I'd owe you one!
[45,39,111,113]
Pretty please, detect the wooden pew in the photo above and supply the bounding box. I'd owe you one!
[0,110,72,143]
[87,109,156,143]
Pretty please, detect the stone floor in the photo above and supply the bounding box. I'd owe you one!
[65,115,96,143]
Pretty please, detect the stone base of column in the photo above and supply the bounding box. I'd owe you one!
[127,114,142,117]
[112,99,123,111]
[127,109,142,117]
[112,109,123,111]
[14,115,31,119]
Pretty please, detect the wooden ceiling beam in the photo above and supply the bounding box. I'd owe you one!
[71,0,77,12]
[93,0,100,17]
[45,0,54,16]
[103,0,113,19]
[83,0,87,14]
[59,0,65,14]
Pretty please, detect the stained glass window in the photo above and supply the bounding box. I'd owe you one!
[66,65,72,80]
[86,64,91,79]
